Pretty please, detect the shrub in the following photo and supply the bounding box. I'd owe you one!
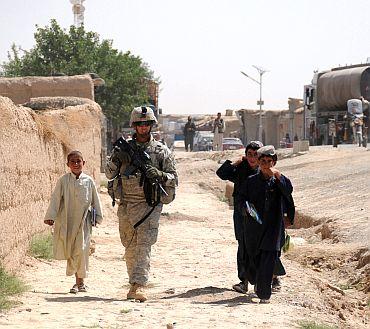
[0,266,27,310]
[29,233,53,260]
[299,321,337,329]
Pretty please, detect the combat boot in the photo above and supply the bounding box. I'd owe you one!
[127,284,136,300]
[134,284,147,302]
[126,283,147,302]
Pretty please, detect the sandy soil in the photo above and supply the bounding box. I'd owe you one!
[0,145,369,329]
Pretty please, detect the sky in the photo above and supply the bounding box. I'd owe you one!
[1,0,369,114]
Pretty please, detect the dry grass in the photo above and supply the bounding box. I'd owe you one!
[0,266,27,311]
[299,321,337,329]
[29,233,53,260]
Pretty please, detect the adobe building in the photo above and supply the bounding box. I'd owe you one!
[235,98,304,148]
[0,74,107,167]
[0,74,99,104]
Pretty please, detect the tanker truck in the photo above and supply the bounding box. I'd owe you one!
[304,64,370,146]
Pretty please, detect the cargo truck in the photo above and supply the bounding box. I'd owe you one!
[304,64,370,146]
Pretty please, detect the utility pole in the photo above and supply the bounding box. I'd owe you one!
[70,0,86,27]
[241,65,268,142]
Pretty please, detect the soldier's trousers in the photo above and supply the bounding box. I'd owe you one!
[118,202,161,286]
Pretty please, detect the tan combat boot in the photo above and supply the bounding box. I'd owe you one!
[127,284,136,300]
[127,283,147,302]
[134,284,147,302]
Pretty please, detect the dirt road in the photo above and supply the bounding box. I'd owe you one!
[0,146,369,328]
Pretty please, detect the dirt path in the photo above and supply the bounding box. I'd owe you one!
[1,147,369,328]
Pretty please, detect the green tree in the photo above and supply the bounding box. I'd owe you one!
[1,19,156,132]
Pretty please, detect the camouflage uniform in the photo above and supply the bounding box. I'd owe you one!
[105,134,177,286]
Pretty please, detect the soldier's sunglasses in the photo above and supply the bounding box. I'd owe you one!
[135,121,152,127]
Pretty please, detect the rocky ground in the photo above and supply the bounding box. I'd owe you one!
[0,145,369,328]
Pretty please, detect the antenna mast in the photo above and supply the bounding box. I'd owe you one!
[70,0,86,27]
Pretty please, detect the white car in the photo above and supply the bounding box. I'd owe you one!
[222,138,244,151]
[193,131,214,151]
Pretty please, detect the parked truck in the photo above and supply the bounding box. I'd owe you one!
[304,64,370,146]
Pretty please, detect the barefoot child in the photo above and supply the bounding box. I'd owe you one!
[44,150,103,293]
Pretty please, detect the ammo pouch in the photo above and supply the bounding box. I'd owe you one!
[142,177,176,206]
[160,185,176,204]
[134,177,173,230]
[107,174,122,207]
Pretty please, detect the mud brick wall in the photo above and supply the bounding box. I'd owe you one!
[237,109,291,147]
[0,75,94,105]
[0,96,102,273]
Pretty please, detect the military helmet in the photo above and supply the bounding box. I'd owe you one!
[129,106,158,127]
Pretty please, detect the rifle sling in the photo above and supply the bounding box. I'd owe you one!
[134,206,156,229]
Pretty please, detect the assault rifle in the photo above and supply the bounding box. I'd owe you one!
[112,136,168,198]
[113,137,152,177]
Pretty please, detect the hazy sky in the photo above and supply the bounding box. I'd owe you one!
[1,0,369,114]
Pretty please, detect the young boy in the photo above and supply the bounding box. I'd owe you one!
[240,145,293,303]
[44,150,103,293]
[216,141,263,293]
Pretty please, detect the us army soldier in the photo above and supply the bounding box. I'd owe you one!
[105,106,177,302]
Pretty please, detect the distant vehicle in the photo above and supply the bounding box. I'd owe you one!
[222,137,244,151]
[193,131,214,151]
[173,140,185,149]
[304,64,370,145]
[279,139,293,149]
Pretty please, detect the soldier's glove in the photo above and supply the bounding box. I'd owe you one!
[112,148,128,163]
[145,166,164,180]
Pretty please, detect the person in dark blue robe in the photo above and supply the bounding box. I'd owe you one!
[239,145,293,303]
[216,141,263,293]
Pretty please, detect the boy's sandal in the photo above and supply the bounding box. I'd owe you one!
[78,283,87,292]
[69,284,79,294]
[260,299,270,304]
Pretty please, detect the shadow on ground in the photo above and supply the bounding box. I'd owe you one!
[160,286,257,306]
[193,294,257,306]
[161,286,232,299]
[45,296,122,303]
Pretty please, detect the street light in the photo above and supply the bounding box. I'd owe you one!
[241,66,268,142]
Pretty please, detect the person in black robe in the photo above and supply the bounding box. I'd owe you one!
[216,141,263,293]
[183,116,196,151]
[239,145,293,303]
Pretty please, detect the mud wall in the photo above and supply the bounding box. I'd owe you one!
[0,75,94,105]
[0,96,102,273]
[237,109,291,146]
